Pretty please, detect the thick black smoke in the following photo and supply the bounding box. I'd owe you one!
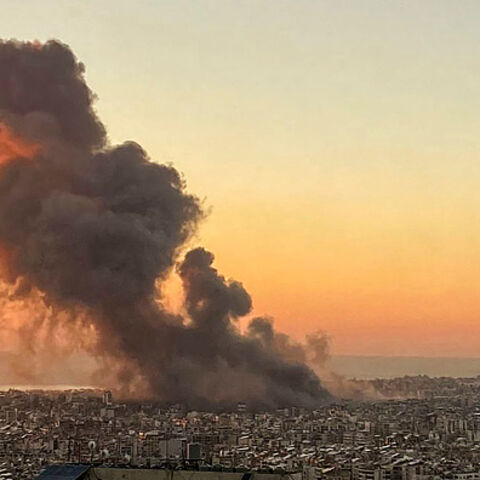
[0,40,105,149]
[0,39,331,409]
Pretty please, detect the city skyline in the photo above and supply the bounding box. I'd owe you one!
[5,376,480,478]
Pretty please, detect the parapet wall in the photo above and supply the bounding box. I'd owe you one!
[87,469,300,480]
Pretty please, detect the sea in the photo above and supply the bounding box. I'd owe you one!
[329,355,480,379]
[1,356,480,391]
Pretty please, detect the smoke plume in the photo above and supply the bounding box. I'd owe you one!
[247,317,382,400]
[0,39,335,409]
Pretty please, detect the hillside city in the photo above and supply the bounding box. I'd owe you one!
[3,376,480,480]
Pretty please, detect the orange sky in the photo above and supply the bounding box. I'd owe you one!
[198,172,480,356]
[3,1,480,357]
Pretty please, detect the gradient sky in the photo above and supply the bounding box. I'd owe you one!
[2,0,480,357]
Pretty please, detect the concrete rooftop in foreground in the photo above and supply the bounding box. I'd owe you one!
[36,465,301,480]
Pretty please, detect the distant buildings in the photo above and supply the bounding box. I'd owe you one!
[5,375,480,479]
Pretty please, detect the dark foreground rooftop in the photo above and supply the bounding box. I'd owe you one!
[36,465,302,480]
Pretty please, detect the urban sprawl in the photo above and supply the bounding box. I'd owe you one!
[2,376,480,480]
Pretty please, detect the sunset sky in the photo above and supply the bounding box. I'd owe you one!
[2,0,480,357]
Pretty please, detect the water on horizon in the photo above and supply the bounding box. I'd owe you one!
[330,355,480,379]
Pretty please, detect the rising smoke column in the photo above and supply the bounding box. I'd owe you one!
[0,39,331,409]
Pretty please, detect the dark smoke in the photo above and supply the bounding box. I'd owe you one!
[247,317,382,400]
[0,39,331,409]
[0,39,105,149]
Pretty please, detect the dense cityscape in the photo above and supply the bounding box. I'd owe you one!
[3,376,480,479]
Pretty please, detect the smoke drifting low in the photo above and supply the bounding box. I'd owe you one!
[0,39,339,409]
